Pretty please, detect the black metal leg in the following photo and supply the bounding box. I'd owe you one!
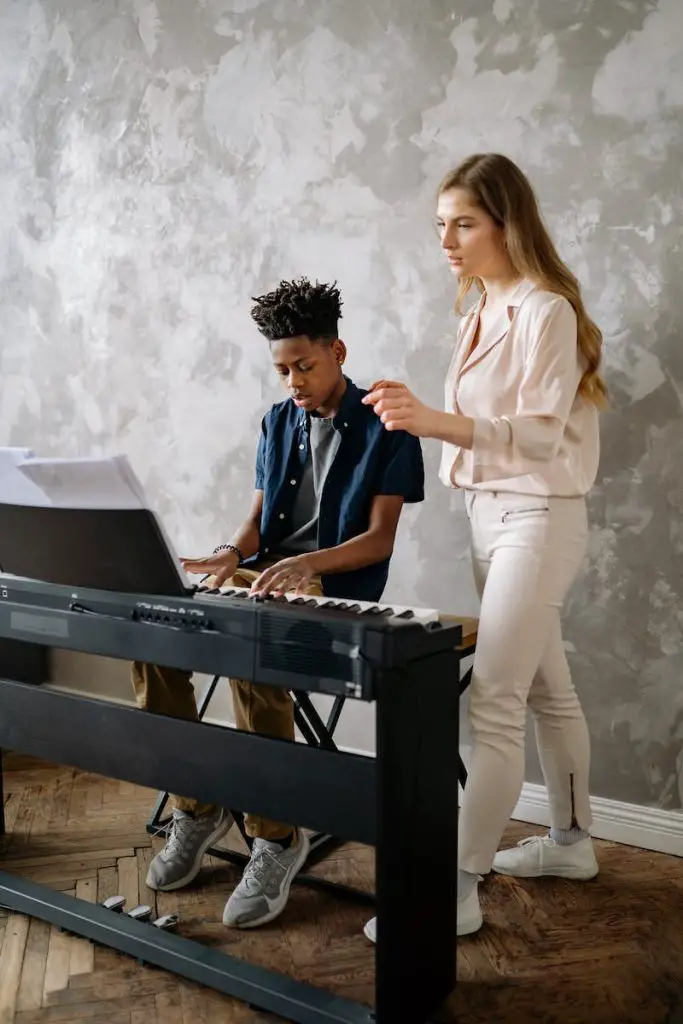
[374,650,460,1024]
[459,665,473,694]
[292,692,338,751]
[326,696,346,736]
[196,674,222,717]
[0,748,5,837]
[293,703,322,748]
[458,665,473,790]
[146,789,171,830]
[458,757,468,790]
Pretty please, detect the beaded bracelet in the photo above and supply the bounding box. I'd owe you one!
[212,543,244,563]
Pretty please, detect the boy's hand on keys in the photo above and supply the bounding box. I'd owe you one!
[250,554,317,598]
[181,548,240,588]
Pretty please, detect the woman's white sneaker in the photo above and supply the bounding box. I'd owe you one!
[457,882,483,936]
[492,835,598,879]
[363,887,482,945]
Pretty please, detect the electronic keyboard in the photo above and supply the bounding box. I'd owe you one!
[0,574,462,700]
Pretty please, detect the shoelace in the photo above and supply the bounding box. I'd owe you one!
[164,815,197,857]
[240,842,287,895]
[519,835,555,849]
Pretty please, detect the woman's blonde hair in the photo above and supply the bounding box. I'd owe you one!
[439,153,608,407]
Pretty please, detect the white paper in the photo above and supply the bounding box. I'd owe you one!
[0,447,49,505]
[16,454,146,510]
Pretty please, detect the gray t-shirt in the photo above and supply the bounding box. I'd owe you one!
[278,415,341,553]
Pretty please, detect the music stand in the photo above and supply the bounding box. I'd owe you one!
[0,503,189,596]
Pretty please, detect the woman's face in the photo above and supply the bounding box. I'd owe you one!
[436,187,509,281]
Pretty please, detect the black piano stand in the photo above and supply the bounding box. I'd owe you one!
[0,644,462,1024]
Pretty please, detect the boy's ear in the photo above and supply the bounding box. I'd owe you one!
[331,338,347,365]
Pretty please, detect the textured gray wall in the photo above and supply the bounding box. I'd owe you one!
[1,0,682,809]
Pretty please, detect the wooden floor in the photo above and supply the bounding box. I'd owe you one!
[0,755,682,1024]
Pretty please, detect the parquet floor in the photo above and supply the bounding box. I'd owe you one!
[1,753,682,1024]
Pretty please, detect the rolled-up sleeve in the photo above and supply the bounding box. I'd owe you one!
[375,431,425,503]
[471,297,580,481]
[254,414,268,489]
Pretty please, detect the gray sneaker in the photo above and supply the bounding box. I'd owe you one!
[222,831,310,928]
[146,807,232,892]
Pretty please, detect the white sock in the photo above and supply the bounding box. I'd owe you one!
[549,825,590,846]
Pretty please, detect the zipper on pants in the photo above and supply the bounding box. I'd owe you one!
[500,504,550,523]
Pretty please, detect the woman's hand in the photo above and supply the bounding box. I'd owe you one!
[362,380,439,438]
[250,554,318,597]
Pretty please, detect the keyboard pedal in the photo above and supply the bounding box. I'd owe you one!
[101,895,126,912]
[153,913,179,931]
[127,904,153,921]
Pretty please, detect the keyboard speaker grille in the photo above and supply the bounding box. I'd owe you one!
[257,614,359,681]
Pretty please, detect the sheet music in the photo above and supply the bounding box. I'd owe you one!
[0,447,49,505]
[16,454,146,510]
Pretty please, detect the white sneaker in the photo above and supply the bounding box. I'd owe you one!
[362,884,482,945]
[493,835,598,879]
[457,882,483,936]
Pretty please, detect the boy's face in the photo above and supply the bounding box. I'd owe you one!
[270,335,346,414]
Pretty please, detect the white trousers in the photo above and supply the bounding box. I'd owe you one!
[459,490,592,875]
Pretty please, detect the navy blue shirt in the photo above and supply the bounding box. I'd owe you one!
[247,377,424,601]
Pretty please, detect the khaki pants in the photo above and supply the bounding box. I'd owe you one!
[459,490,592,875]
[131,561,323,841]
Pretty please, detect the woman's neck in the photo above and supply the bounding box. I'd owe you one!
[480,273,523,309]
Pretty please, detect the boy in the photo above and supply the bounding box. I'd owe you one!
[132,278,424,929]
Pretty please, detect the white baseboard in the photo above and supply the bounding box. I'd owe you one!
[457,742,683,857]
[513,781,683,858]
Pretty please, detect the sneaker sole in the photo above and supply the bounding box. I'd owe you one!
[146,813,233,892]
[365,906,483,942]
[224,831,311,929]
[492,862,599,880]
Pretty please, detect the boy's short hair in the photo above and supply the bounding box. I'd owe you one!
[250,278,343,343]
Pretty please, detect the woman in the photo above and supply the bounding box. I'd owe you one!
[363,152,607,940]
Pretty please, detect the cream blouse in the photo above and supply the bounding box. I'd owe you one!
[439,278,600,497]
